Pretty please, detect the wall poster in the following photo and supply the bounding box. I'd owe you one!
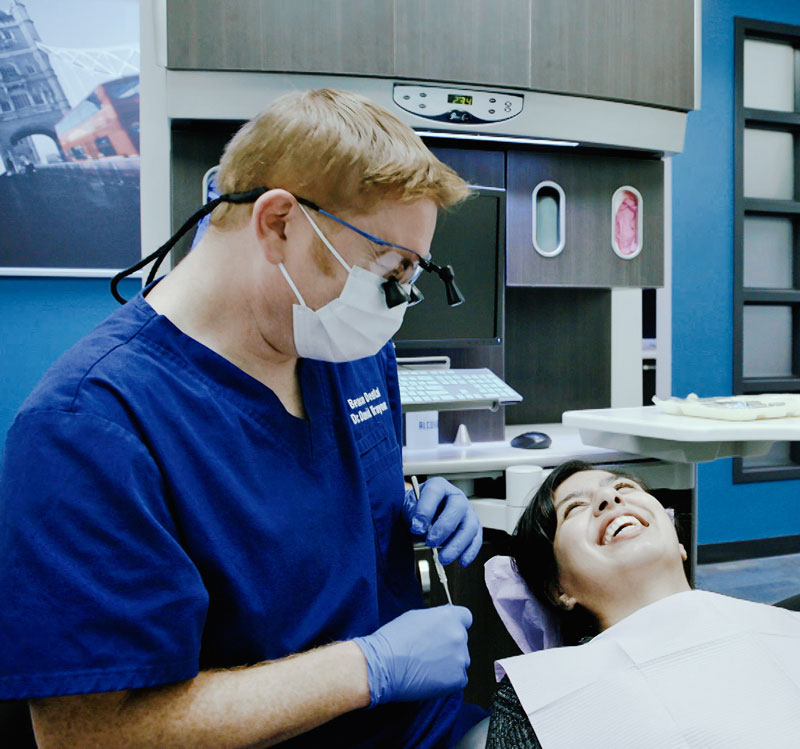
[0,0,140,275]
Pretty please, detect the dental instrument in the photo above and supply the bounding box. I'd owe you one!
[411,475,453,605]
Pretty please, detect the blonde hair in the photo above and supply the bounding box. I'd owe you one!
[211,88,471,228]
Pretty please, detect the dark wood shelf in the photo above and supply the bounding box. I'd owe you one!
[736,462,800,484]
[743,198,800,216]
[744,108,800,130]
[743,289,800,304]
[733,18,800,484]
[741,377,800,393]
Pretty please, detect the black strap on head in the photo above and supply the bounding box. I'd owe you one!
[110,187,465,309]
[110,187,269,304]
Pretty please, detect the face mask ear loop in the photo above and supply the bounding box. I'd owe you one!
[297,203,351,273]
[277,263,308,307]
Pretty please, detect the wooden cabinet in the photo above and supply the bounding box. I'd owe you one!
[506,150,664,288]
[165,0,695,111]
[394,0,530,89]
[530,0,695,111]
[504,288,612,423]
[166,0,395,76]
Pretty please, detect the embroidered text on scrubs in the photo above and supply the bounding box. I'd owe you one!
[348,387,388,424]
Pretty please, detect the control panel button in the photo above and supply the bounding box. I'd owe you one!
[392,84,524,123]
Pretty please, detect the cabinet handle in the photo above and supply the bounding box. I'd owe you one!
[611,186,644,259]
[532,181,566,257]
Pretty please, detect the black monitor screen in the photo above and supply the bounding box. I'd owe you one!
[394,186,504,348]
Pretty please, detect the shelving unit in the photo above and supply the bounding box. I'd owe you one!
[733,17,800,481]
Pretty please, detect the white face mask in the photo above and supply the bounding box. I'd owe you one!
[278,204,409,362]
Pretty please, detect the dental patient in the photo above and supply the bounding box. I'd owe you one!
[485,460,800,749]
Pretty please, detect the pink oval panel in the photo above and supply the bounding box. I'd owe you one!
[614,189,639,256]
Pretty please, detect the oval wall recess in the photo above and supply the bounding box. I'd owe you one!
[611,186,643,260]
[531,181,565,257]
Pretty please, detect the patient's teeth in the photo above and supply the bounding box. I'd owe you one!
[602,515,643,545]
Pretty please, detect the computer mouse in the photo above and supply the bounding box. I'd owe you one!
[510,431,552,449]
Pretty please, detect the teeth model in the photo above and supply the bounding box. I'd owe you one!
[602,515,643,545]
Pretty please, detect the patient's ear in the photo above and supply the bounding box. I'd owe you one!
[679,543,688,562]
[556,593,576,610]
[549,584,576,610]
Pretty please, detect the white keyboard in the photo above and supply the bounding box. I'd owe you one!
[397,368,523,412]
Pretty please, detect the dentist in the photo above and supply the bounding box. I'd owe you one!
[0,89,483,747]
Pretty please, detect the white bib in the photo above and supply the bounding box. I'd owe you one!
[497,590,800,748]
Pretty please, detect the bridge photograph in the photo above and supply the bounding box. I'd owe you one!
[0,0,140,273]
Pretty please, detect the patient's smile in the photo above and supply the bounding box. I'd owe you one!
[600,514,648,546]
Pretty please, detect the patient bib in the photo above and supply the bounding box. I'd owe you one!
[496,590,800,748]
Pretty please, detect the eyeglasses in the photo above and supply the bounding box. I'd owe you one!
[111,187,465,310]
[304,202,430,308]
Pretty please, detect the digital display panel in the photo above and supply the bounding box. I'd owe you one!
[447,94,473,106]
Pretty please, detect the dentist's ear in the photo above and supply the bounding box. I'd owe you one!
[252,189,296,264]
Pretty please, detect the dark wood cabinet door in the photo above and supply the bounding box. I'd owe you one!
[394,0,530,89]
[530,0,695,111]
[167,0,395,76]
[506,149,664,288]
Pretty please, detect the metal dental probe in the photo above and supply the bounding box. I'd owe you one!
[411,475,453,605]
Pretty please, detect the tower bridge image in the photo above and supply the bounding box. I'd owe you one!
[0,0,69,173]
[0,1,141,271]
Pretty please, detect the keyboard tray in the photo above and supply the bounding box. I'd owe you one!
[398,367,523,412]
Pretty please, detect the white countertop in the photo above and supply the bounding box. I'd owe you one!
[562,406,798,462]
[402,422,636,475]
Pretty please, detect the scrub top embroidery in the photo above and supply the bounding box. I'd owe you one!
[0,292,462,748]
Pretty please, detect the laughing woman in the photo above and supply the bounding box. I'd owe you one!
[485,460,800,749]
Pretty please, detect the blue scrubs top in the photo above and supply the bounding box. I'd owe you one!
[0,293,464,747]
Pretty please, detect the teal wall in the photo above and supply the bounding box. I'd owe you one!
[672,0,800,544]
[0,277,140,448]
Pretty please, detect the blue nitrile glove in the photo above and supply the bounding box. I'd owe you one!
[353,605,472,706]
[403,477,483,566]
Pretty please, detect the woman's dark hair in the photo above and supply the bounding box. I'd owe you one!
[511,459,593,608]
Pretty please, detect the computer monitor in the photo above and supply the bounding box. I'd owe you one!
[393,185,505,349]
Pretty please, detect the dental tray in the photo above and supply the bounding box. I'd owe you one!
[653,393,800,421]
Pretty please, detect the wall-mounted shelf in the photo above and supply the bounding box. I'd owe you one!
[734,17,800,483]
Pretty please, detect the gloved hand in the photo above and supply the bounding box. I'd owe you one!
[403,477,483,566]
[353,605,472,706]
